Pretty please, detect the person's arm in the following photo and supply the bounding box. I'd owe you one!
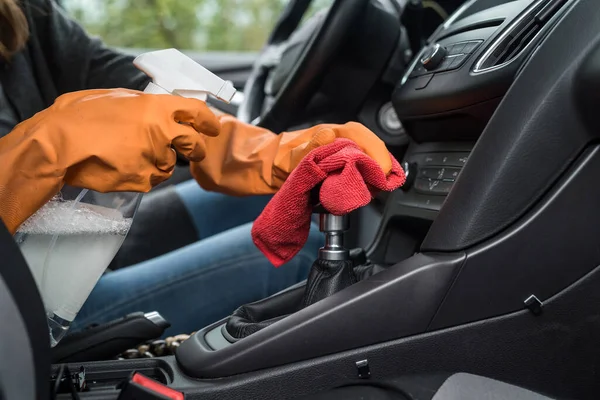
[190,116,393,196]
[26,0,150,93]
[0,88,219,234]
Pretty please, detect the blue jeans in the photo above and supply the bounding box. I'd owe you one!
[72,180,324,336]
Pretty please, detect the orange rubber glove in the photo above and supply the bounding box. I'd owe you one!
[190,115,393,196]
[0,88,219,234]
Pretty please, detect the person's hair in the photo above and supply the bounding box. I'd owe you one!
[0,0,28,60]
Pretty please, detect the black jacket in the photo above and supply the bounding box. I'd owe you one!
[1,0,150,129]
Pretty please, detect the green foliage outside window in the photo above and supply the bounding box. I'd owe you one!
[62,0,332,52]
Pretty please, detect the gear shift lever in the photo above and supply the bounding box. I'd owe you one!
[301,207,356,307]
[318,213,350,261]
[225,206,360,340]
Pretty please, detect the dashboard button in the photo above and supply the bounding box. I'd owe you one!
[421,154,445,165]
[441,168,461,181]
[430,180,454,194]
[414,178,432,193]
[417,152,470,167]
[444,153,470,166]
[448,54,468,69]
[420,167,461,181]
[463,40,483,53]
[436,57,454,72]
[414,178,454,195]
[447,42,467,55]
[419,167,444,179]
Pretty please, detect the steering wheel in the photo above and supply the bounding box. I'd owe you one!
[237,0,370,133]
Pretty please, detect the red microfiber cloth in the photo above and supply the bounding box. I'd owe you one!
[252,138,406,267]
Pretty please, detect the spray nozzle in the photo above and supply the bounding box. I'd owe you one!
[133,48,236,102]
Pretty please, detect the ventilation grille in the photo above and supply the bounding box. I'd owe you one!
[474,0,568,72]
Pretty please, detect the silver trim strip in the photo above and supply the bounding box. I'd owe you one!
[472,0,561,74]
[427,0,480,41]
[144,311,167,327]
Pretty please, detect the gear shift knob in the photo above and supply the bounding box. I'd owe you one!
[318,214,350,261]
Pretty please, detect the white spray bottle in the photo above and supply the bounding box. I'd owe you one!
[135,48,236,102]
[16,49,236,347]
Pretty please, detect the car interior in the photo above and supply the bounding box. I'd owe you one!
[3,0,600,398]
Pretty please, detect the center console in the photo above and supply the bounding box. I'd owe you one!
[178,0,575,381]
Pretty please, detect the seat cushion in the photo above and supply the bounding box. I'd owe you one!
[432,373,554,400]
[301,373,555,400]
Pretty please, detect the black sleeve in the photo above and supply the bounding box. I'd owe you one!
[27,0,151,94]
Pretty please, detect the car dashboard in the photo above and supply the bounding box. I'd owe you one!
[368,0,572,263]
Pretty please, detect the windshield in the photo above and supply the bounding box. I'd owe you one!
[62,0,333,52]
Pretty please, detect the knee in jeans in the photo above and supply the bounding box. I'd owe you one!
[303,223,325,254]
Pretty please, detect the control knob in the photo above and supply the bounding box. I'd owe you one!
[420,43,447,71]
[401,161,416,190]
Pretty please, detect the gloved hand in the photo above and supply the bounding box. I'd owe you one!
[191,115,393,196]
[0,88,219,234]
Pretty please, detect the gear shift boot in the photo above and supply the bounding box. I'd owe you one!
[225,197,388,341]
[225,284,305,340]
[225,249,379,340]
[225,201,383,341]
[226,208,352,340]
[302,259,356,308]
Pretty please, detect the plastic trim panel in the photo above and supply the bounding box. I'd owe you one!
[70,262,600,400]
[422,0,600,251]
[176,252,464,378]
[429,145,600,328]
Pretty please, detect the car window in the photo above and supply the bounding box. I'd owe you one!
[61,0,332,52]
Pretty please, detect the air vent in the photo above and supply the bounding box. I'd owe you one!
[474,0,568,72]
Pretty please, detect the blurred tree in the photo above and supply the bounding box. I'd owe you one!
[63,0,203,49]
[61,0,335,52]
